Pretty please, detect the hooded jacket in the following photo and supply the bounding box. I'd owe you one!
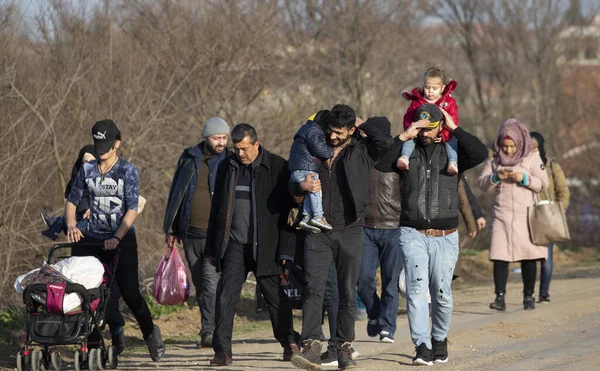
[289,120,333,172]
[402,80,459,143]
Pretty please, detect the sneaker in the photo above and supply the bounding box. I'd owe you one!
[145,325,165,362]
[413,343,433,366]
[283,343,300,362]
[290,339,322,370]
[523,295,536,310]
[538,293,550,303]
[350,346,359,359]
[366,319,378,338]
[309,217,333,231]
[338,342,356,369]
[379,331,394,343]
[432,338,448,363]
[210,352,232,366]
[396,156,410,170]
[200,331,213,348]
[447,161,458,175]
[298,217,322,234]
[40,211,56,228]
[320,348,338,367]
[111,329,126,355]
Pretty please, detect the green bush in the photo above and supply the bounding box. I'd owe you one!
[144,295,187,320]
[0,307,25,345]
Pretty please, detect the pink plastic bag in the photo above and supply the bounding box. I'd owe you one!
[153,248,190,305]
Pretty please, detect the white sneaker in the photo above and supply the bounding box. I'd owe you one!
[379,331,394,343]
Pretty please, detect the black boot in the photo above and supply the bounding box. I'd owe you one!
[523,292,536,310]
[489,290,506,311]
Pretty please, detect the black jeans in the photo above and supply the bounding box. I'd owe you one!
[302,225,363,350]
[182,237,220,335]
[71,233,154,338]
[492,259,538,295]
[322,260,338,352]
[213,240,297,356]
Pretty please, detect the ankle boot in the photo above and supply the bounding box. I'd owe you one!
[489,290,506,311]
[523,292,536,310]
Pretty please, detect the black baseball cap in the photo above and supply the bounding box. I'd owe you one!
[92,119,120,154]
[415,104,443,129]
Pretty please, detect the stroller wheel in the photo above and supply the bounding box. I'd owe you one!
[74,350,86,371]
[107,346,118,369]
[88,348,99,371]
[96,348,106,370]
[50,348,62,371]
[31,349,42,371]
[16,351,25,371]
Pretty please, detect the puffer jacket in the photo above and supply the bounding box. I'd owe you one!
[288,120,333,172]
[478,151,550,262]
[402,80,459,143]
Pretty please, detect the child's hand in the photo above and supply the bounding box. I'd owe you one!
[440,108,457,131]
[83,209,91,219]
[433,137,443,143]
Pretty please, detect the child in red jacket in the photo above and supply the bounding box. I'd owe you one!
[397,66,459,175]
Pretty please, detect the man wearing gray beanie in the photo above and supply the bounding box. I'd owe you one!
[163,117,230,348]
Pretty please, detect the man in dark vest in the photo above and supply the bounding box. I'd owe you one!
[395,104,487,365]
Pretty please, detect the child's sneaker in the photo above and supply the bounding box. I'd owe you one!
[396,156,409,170]
[309,217,332,231]
[447,161,458,175]
[298,216,321,234]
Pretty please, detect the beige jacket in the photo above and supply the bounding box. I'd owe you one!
[539,158,570,209]
[478,152,550,262]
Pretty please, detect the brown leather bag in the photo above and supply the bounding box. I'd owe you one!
[527,188,570,245]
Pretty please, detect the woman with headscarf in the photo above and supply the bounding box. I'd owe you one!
[478,119,549,311]
[530,132,570,303]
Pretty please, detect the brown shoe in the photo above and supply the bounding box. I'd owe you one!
[283,343,300,361]
[210,352,232,366]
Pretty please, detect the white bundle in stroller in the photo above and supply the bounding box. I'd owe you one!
[15,256,104,313]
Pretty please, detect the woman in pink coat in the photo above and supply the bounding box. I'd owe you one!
[478,119,549,311]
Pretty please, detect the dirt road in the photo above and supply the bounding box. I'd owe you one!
[112,265,600,371]
[3,265,599,370]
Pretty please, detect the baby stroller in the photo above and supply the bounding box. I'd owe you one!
[17,243,120,371]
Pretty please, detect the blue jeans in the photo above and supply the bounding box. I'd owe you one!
[445,137,458,163]
[539,244,553,296]
[400,227,459,348]
[291,170,324,218]
[400,139,416,158]
[357,228,403,336]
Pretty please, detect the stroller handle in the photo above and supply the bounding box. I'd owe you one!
[48,242,121,266]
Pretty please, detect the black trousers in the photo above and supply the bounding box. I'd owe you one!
[212,240,298,356]
[71,233,154,338]
[492,259,538,295]
[301,225,363,350]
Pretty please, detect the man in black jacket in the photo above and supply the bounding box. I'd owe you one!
[395,104,487,366]
[205,124,299,366]
[290,104,391,370]
[163,117,230,348]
